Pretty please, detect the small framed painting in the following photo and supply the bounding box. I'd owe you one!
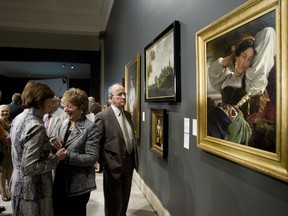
[150,108,168,158]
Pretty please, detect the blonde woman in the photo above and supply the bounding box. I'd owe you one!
[51,88,99,216]
[0,104,12,201]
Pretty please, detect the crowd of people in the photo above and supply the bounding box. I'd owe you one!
[0,82,138,216]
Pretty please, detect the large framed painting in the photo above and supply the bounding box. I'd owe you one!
[196,0,288,182]
[145,20,181,102]
[150,108,168,158]
[125,54,141,139]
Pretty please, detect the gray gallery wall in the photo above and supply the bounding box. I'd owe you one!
[103,0,288,215]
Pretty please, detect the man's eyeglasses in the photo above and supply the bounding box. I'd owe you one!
[112,92,126,97]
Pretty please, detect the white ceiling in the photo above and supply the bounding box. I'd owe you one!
[0,0,114,78]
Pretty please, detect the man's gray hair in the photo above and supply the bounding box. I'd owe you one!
[107,83,124,97]
[12,93,22,105]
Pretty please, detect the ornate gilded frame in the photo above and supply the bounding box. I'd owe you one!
[125,54,141,139]
[196,0,288,182]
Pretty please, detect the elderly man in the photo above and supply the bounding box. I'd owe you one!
[43,96,67,138]
[95,83,138,216]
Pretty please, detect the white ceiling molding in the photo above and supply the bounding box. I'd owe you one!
[0,0,114,78]
[0,0,114,36]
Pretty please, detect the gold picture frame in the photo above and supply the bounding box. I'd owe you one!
[150,108,168,158]
[196,0,288,182]
[125,54,141,139]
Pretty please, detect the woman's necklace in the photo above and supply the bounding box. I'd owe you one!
[69,123,75,131]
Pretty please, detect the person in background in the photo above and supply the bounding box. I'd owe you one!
[88,96,96,104]
[58,95,64,109]
[92,99,103,174]
[9,81,68,216]
[95,83,138,216]
[86,97,102,123]
[0,125,8,213]
[51,88,99,216]
[85,98,103,173]
[90,102,102,115]
[0,90,2,104]
[43,96,67,138]
[54,96,62,108]
[103,98,111,110]
[87,96,96,116]
[8,93,24,120]
[0,105,13,202]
